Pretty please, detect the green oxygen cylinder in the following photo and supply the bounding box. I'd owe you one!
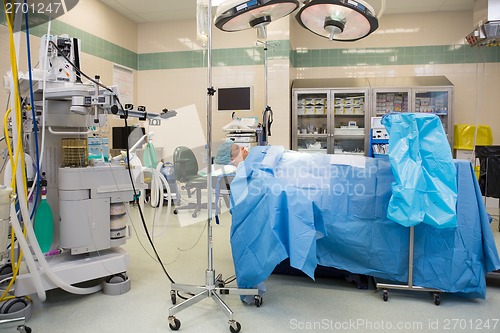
[34,187,54,252]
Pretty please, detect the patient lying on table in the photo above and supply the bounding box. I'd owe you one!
[215,140,249,166]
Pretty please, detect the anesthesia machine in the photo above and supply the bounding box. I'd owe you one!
[1,32,175,326]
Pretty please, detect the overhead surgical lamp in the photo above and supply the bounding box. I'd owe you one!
[296,0,382,41]
[215,0,300,38]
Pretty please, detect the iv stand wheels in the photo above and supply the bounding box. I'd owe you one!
[168,281,260,332]
[169,291,263,308]
[168,316,241,333]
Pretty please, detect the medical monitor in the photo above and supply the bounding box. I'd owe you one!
[217,86,253,112]
[112,126,145,149]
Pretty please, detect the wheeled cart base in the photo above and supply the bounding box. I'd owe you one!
[168,269,260,332]
[375,226,443,305]
[377,282,442,305]
[0,317,31,332]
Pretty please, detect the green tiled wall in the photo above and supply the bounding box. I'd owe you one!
[3,19,499,70]
[28,20,137,69]
[137,40,291,70]
[2,19,137,69]
[290,45,499,67]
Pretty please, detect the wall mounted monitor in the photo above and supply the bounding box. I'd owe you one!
[217,86,253,112]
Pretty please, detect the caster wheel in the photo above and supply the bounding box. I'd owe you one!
[229,321,241,333]
[103,272,130,295]
[169,317,181,331]
[170,290,177,305]
[254,295,263,307]
[105,273,127,284]
[0,298,30,315]
[0,264,13,276]
[382,290,388,302]
[433,293,441,306]
[173,209,178,215]
[0,264,13,288]
[18,326,32,333]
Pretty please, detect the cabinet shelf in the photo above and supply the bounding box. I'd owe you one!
[298,114,327,117]
[297,148,327,154]
[292,76,453,155]
[298,134,328,138]
[293,86,369,155]
[335,152,365,155]
[334,134,365,139]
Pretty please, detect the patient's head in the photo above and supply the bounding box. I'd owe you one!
[215,140,248,166]
[230,143,248,166]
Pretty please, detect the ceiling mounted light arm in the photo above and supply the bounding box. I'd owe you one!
[250,15,272,38]
[324,19,345,40]
[377,0,386,19]
[296,0,380,42]
[215,0,300,38]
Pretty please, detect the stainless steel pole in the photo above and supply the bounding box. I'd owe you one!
[264,41,268,108]
[206,0,214,274]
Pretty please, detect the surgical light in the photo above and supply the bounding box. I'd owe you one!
[215,0,300,38]
[296,0,379,41]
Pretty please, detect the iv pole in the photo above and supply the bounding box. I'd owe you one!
[256,40,276,146]
[168,1,259,332]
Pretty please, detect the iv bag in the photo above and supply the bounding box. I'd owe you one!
[197,0,209,46]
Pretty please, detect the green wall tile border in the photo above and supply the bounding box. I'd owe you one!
[2,19,137,70]
[27,20,138,70]
[290,45,500,68]
[3,19,499,71]
[137,40,291,70]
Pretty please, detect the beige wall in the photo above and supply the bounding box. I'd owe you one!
[137,17,292,155]
[291,11,472,49]
[2,6,499,163]
[290,10,500,145]
[58,0,138,52]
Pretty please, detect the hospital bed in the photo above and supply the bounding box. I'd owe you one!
[229,146,500,299]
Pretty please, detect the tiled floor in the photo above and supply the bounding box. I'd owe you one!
[6,203,500,333]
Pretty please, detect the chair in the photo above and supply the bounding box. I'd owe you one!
[214,173,234,224]
[172,146,208,218]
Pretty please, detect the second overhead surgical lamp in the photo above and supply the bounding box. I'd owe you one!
[296,0,381,41]
[215,0,300,38]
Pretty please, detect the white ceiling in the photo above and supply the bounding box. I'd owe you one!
[98,0,474,24]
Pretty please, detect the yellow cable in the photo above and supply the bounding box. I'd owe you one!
[3,109,13,174]
[1,0,29,302]
[4,0,29,205]
[3,109,17,279]
[6,11,28,196]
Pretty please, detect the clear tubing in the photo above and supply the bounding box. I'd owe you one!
[137,166,172,238]
[6,20,47,300]
[9,203,46,301]
[9,102,46,300]
[0,187,11,255]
